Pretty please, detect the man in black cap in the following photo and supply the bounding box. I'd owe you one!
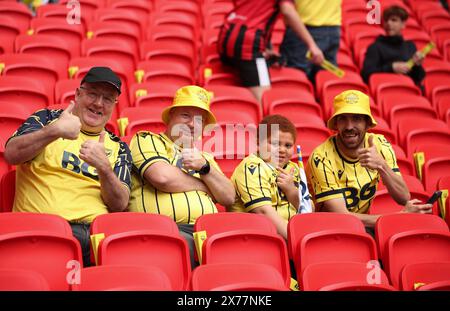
[4,67,132,266]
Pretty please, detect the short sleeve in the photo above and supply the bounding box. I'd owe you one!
[7,109,60,145]
[129,132,170,178]
[307,151,343,203]
[113,141,133,190]
[375,135,401,175]
[233,161,272,211]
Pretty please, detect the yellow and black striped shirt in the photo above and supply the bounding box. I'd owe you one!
[10,109,132,223]
[129,132,221,224]
[307,133,400,214]
[230,154,300,221]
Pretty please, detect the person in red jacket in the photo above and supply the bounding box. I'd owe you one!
[218,0,324,103]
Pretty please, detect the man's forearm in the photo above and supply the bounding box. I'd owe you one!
[379,162,410,205]
[146,164,210,194]
[200,167,235,207]
[98,167,129,212]
[5,123,60,165]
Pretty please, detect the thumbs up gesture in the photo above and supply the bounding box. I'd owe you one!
[79,131,110,171]
[54,101,81,140]
[357,135,385,171]
[276,166,296,193]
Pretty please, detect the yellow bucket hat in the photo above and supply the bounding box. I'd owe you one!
[327,90,377,130]
[161,85,216,125]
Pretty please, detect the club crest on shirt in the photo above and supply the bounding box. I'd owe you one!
[247,164,257,175]
[105,148,113,157]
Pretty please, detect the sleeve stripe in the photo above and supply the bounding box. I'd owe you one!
[138,156,170,176]
[315,189,343,200]
[150,135,160,157]
[244,197,272,208]
[244,163,253,201]
[322,160,330,188]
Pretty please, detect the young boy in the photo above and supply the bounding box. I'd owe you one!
[230,115,300,239]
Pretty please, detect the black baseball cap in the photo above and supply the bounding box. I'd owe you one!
[81,67,122,94]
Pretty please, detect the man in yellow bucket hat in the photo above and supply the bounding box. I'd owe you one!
[128,85,235,267]
[307,90,431,230]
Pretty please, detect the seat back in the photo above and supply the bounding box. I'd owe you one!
[0,268,50,291]
[72,265,172,291]
[0,232,82,290]
[401,262,450,291]
[191,263,288,291]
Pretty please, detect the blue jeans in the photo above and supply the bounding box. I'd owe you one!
[280,25,341,82]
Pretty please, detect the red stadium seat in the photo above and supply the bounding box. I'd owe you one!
[424,67,450,99]
[389,106,438,134]
[431,86,450,120]
[422,157,450,193]
[30,18,84,54]
[191,263,288,291]
[0,103,31,144]
[119,107,167,136]
[269,67,313,94]
[370,189,429,215]
[14,34,75,70]
[288,213,377,278]
[0,143,10,181]
[0,16,21,54]
[0,268,49,291]
[91,212,179,236]
[71,265,172,291]
[201,230,291,287]
[36,4,89,29]
[140,41,195,75]
[81,38,137,75]
[94,8,145,38]
[146,25,197,62]
[262,88,320,118]
[54,79,82,105]
[208,85,262,123]
[381,94,431,124]
[60,0,102,21]
[0,1,32,34]
[0,53,63,103]
[375,213,450,288]
[0,231,82,290]
[0,212,73,236]
[0,76,50,112]
[87,21,140,58]
[98,232,190,290]
[302,261,395,291]
[368,73,417,101]
[406,128,450,159]
[401,262,450,291]
[0,170,15,213]
[92,212,191,290]
[194,212,277,237]
[106,0,152,22]
[430,24,450,50]
[136,60,194,88]
[396,117,449,153]
[129,82,177,109]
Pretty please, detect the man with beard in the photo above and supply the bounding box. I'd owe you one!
[307,90,431,230]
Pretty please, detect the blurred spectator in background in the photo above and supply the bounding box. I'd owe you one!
[280,0,342,83]
[218,0,323,103]
[361,5,425,86]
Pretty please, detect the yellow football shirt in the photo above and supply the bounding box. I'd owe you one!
[129,132,221,224]
[230,154,300,221]
[295,0,342,26]
[307,133,400,214]
[10,109,132,223]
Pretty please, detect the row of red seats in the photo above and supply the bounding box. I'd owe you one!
[0,212,449,291]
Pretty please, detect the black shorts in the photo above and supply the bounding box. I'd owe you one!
[221,56,271,87]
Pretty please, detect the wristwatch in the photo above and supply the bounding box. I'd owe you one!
[197,160,211,175]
